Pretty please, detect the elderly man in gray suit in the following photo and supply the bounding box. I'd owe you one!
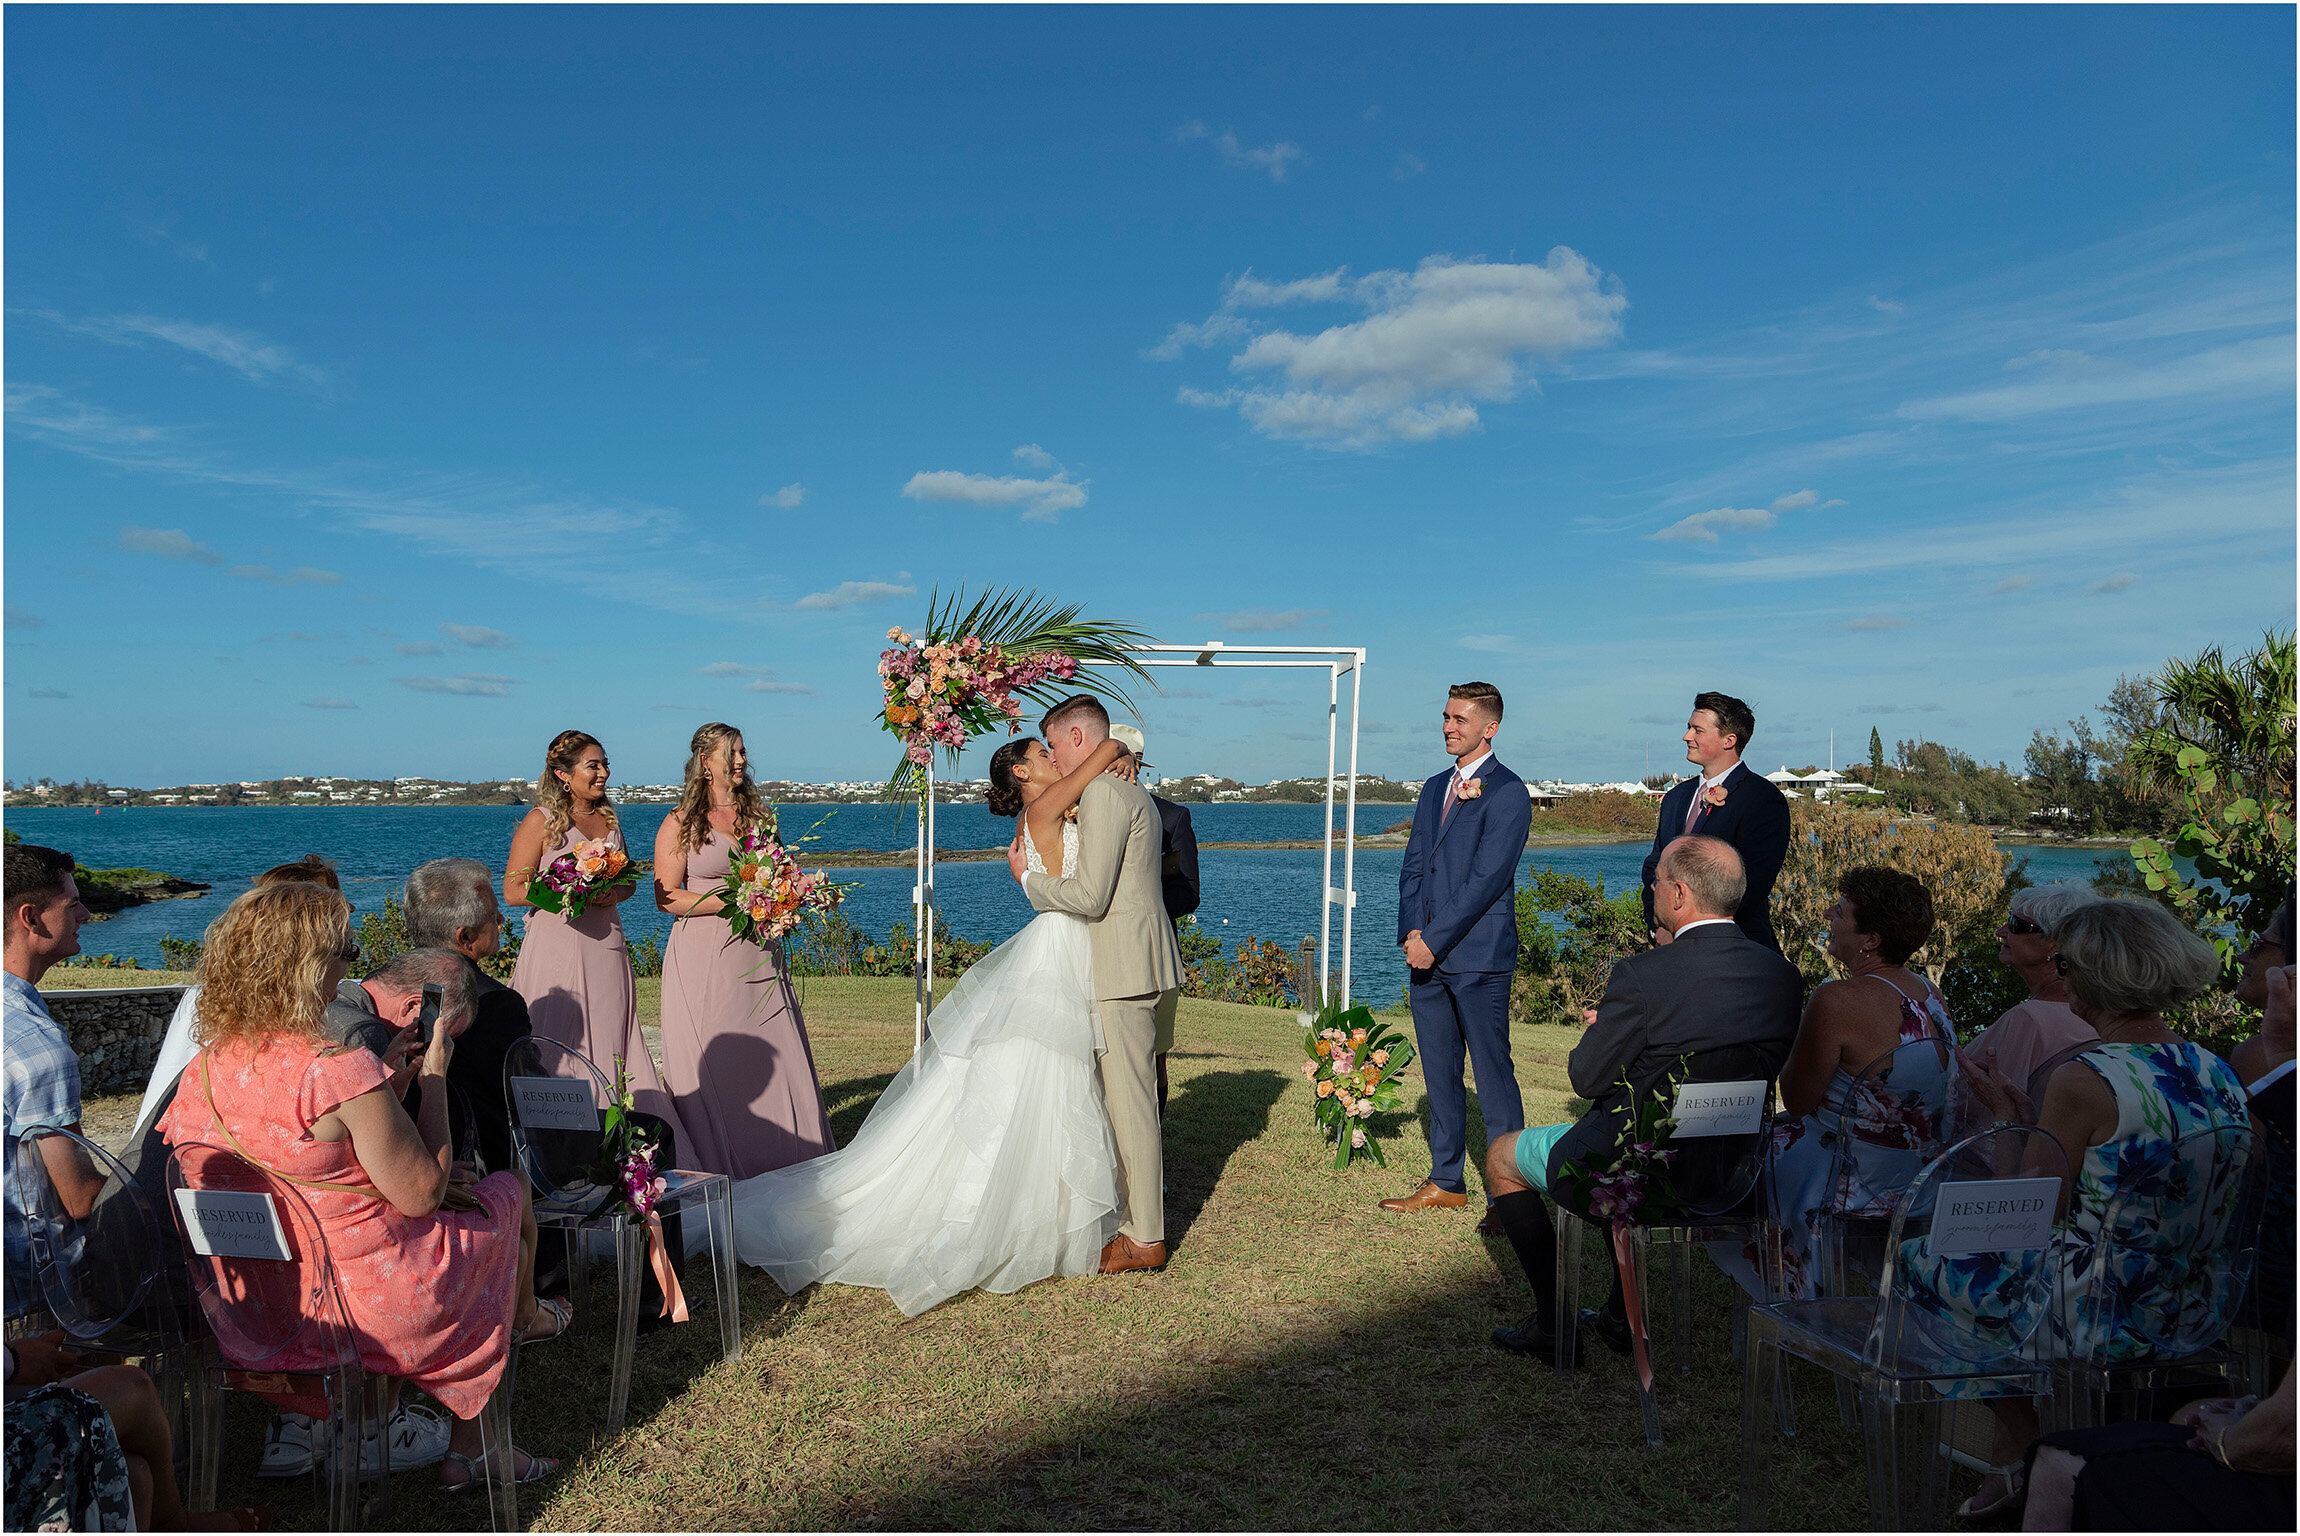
[1006,693,1185,1275]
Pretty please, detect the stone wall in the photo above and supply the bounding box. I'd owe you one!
[40,987,186,1098]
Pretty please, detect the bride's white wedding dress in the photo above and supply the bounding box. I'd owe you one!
[728,817,1123,1316]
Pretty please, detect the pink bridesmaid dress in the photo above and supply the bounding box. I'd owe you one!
[659,828,835,1179]
[512,823,692,1151]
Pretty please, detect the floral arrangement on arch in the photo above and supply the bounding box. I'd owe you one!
[1300,1001,1416,1169]
[876,587,1154,792]
[710,823,847,948]
[525,836,631,919]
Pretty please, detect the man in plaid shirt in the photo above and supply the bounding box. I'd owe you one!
[5,842,100,1318]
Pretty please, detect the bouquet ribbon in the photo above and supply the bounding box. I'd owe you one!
[1611,1223,1655,1394]
[644,1209,689,1324]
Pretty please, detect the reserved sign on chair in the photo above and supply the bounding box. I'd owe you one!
[1670,1081,1766,1138]
[512,1076,599,1132]
[1924,1177,2060,1257]
[174,1189,292,1261]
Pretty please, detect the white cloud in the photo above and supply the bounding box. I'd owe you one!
[1867,295,1905,315]
[1836,614,1910,632]
[1394,152,1427,181]
[441,623,515,649]
[120,526,224,565]
[901,469,1088,522]
[232,564,342,586]
[759,483,806,509]
[1771,489,1818,512]
[745,678,813,695]
[1011,443,1055,469]
[700,662,815,695]
[1174,120,1304,181]
[5,606,42,631]
[796,579,916,611]
[1648,506,1776,544]
[1898,335,2291,423]
[2089,573,2138,594]
[1458,634,1516,651]
[302,698,357,710]
[1991,575,2033,594]
[1160,249,1626,446]
[396,640,443,657]
[395,673,518,697]
[1198,607,1322,633]
[43,311,323,385]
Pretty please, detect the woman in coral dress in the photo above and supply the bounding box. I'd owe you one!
[160,881,558,1490]
[506,730,690,1147]
[654,723,834,1179]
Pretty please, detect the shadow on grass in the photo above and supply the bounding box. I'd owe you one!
[1161,1069,1287,1254]
[823,1069,899,1147]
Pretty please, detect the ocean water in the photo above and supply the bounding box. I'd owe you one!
[4,804,2139,1006]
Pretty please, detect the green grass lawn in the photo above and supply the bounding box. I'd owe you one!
[110,975,1878,1530]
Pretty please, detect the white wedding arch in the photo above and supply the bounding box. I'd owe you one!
[909,640,1369,1051]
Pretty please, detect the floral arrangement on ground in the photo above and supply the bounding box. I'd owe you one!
[1300,1001,1415,1168]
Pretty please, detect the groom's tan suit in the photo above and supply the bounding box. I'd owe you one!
[1023,774,1184,1244]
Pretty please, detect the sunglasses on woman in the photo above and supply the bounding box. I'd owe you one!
[2005,913,2045,936]
[337,942,362,965]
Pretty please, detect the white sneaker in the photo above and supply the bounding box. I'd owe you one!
[258,1414,314,1478]
[318,1402,454,1475]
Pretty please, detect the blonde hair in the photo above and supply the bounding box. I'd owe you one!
[535,729,619,848]
[673,722,776,852]
[2056,898,2221,1020]
[192,881,353,1051]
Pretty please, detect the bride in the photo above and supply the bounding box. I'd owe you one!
[729,733,1135,1315]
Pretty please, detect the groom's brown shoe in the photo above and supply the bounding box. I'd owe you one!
[1379,1181,1468,1214]
[1098,1234,1167,1275]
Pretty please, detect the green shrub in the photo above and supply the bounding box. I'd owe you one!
[158,935,203,971]
[1511,868,1647,1028]
[1184,934,1298,1007]
[628,935,664,978]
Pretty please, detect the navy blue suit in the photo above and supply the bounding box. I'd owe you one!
[1640,762,1792,953]
[1398,754,1531,1193]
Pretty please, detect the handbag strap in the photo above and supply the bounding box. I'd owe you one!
[200,1050,389,1204]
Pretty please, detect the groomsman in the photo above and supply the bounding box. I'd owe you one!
[1385,682,1530,1227]
[1640,691,1791,953]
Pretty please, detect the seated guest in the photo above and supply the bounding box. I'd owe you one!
[5,1328,264,1531]
[2022,1360,2295,1531]
[404,858,534,1176]
[135,855,345,1133]
[1967,882,2106,1098]
[1940,898,2252,1521]
[158,881,563,1492]
[1714,865,1953,1303]
[2230,898,2294,1116]
[1485,836,1802,1359]
[5,843,102,1322]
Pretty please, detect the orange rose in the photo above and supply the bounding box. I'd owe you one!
[1314,1040,1332,1057]
[1316,1080,1335,1099]
[1361,1067,1381,1088]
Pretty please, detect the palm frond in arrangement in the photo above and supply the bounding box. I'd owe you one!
[877,585,1158,792]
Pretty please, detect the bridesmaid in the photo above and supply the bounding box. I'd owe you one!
[654,722,834,1179]
[506,729,691,1150]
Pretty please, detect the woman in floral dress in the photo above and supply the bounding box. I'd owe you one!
[1913,898,2253,1521]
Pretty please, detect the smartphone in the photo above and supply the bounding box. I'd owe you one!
[416,983,443,1049]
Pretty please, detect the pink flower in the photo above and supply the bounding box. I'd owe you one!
[1703,782,1729,808]
[1350,1127,1367,1149]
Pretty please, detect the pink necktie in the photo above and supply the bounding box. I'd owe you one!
[1440,770,1463,826]
[1682,783,1703,836]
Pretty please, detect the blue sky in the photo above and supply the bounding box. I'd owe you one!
[6,6,2293,790]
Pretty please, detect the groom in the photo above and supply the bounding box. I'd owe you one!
[1006,693,1185,1275]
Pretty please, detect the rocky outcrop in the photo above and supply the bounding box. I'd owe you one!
[39,986,185,1097]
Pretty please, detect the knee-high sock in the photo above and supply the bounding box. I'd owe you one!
[1490,1190,1557,1328]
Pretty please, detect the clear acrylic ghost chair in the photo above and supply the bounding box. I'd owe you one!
[164,1140,391,1529]
[1816,1035,1963,1301]
[14,1126,198,1471]
[1554,1092,1790,1449]
[2050,1121,2266,1431]
[504,1036,740,1436]
[1738,1123,2071,1532]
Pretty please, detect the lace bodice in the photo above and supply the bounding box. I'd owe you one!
[1021,817,1080,878]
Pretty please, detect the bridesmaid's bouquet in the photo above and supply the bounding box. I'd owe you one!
[526,836,632,919]
[1300,1001,1416,1169]
[712,826,846,948]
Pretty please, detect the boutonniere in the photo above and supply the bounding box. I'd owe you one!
[1457,777,1484,800]
[1702,783,1729,809]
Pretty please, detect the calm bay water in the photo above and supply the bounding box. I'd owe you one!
[4,804,2136,1006]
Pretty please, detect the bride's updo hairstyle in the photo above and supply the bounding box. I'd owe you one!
[986,738,1037,819]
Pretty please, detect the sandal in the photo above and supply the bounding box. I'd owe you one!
[439,1448,559,1493]
[1955,1460,2028,1522]
[514,1294,572,1346]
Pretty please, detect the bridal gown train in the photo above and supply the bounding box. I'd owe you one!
[728,818,1123,1316]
